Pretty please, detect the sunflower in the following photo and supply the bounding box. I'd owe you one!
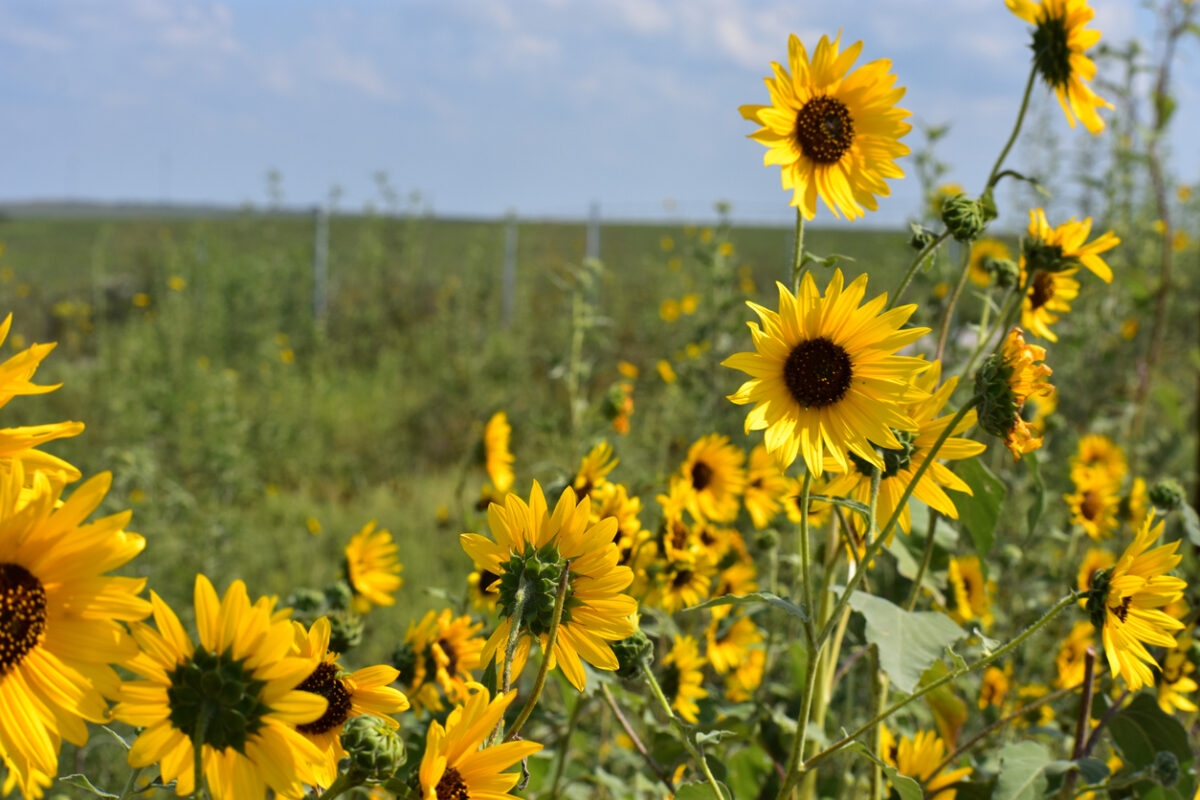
[1157,621,1197,715]
[417,683,543,800]
[0,467,150,800]
[1120,477,1149,529]
[1014,684,1056,727]
[879,727,971,800]
[978,665,1010,710]
[705,614,763,675]
[572,440,618,499]
[0,315,84,489]
[460,482,637,690]
[1006,0,1112,134]
[1054,621,1096,689]
[1077,547,1116,597]
[725,271,930,477]
[1022,208,1119,283]
[344,521,403,613]
[660,635,708,724]
[467,564,501,613]
[739,33,911,220]
[782,473,833,530]
[482,411,515,494]
[1086,511,1187,691]
[1071,434,1126,485]
[590,480,645,561]
[1020,264,1079,341]
[652,553,717,614]
[115,575,327,800]
[723,648,766,703]
[1066,466,1120,541]
[677,434,746,523]
[968,239,1011,287]
[947,555,994,628]
[742,444,792,529]
[395,608,485,715]
[824,362,986,536]
[975,326,1054,459]
[289,617,409,791]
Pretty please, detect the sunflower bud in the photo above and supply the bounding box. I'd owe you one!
[974,357,1018,440]
[909,223,937,251]
[1149,480,1185,511]
[340,715,407,780]
[1084,566,1113,630]
[753,529,780,551]
[1022,239,1074,274]
[390,642,419,686]
[287,588,326,614]
[989,257,1020,288]
[1151,750,1180,788]
[324,580,355,612]
[612,630,654,679]
[328,611,364,653]
[940,194,986,242]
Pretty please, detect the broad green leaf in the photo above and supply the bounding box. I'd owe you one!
[847,592,965,694]
[695,729,737,747]
[726,747,774,800]
[1181,503,1200,547]
[57,775,118,799]
[685,592,807,621]
[844,741,923,800]
[1108,693,1194,770]
[992,741,1051,800]
[946,457,1005,560]
[674,780,732,799]
[1044,757,1109,784]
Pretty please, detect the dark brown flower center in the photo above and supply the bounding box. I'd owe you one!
[1110,595,1132,623]
[793,95,856,164]
[1028,270,1055,311]
[1031,14,1072,89]
[0,563,47,675]
[691,461,714,491]
[296,662,353,735]
[672,569,695,589]
[784,337,854,408]
[1080,491,1102,522]
[436,766,470,800]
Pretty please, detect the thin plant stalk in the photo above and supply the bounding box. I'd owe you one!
[642,663,726,799]
[904,509,940,611]
[548,694,587,799]
[1060,646,1097,800]
[505,564,572,742]
[889,231,951,310]
[116,767,145,800]
[191,715,209,800]
[791,209,807,293]
[600,683,676,793]
[983,65,1037,191]
[936,245,974,360]
[489,576,529,745]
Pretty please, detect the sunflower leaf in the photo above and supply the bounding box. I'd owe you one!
[56,775,118,799]
[946,457,1005,561]
[847,591,965,694]
[674,780,732,800]
[992,741,1051,800]
[842,742,923,800]
[809,493,872,519]
[684,591,807,621]
[1108,693,1194,771]
[1180,502,1200,547]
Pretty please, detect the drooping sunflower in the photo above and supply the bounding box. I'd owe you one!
[677,434,746,523]
[394,608,485,715]
[0,467,150,800]
[725,271,930,477]
[739,33,911,220]
[1022,208,1119,283]
[467,564,501,613]
[1066,466,1120,541]
[1086,511,1187,691]
[742,443,792,529]
[975,326,1054,459]
[344,520,403,613]
[289,617,409,792]
[417,683,543,800]
[460,482,637,690]
[946,555,995,628]
[1020,264,1079,341]
[824,362,986,536]
[1071,434,1126,485]
[879,726,972,800]
[660,635,708,724]
[482,411,515,494]
[1006,0,1112,134]
[115,575,327,800]
[968,239,1012,287]
[1054,621,1096,689]
[572,440,618,499]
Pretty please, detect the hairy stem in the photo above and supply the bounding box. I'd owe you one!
[506,563,571,742]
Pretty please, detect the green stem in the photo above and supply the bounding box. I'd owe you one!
[868,647,886,800]
[803,591,1086,772]
[490,576,529,744]
[797,472,816,648]
[549,694,587,799]
[642,663,726,799]
[192,715,209,800]
[314,772,363,800]
[935,245,974,361]
[116,767,145,800]
[601,683,676,792]
[904,509,939,611]
[505,562,572,742]
[791,209,807,293]
[889,231,951,310]
[984,65,1038,191]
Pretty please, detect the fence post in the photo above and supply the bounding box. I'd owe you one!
[586,201,600,261]
[312,205,329,323]
[501,210,518,327]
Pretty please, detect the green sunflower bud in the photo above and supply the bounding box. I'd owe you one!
[287,588,326,614]
[612,630,654,679]
[324,580,355,612]
[974,357,1018,439]
[1085,567,1113,630]
[989,257,1020,289]
[328,611,364,653]
[940,194,986,242]
[908,223,937,251]
[753,529,780,551]
[340,715,406,780]
[1151,750,1180,788]
[1149,480,1184,511]
[390,642,418,686]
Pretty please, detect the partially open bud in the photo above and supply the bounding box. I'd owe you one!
[1149,479,1185,511]
[612,629,654,679]
[340,715,407,780]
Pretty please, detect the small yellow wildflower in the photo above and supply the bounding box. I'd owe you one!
[659,298,681,322]
[680,293,699,314]
[657,359,677,384]
[168,275,186,291]
[660,235,675,252]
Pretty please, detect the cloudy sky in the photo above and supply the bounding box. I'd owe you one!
[1,0,1196,226]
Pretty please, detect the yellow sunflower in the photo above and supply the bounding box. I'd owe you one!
[880,727,971,800]
[1066,466,1120,541]
[743,443,792,529]
[0,467,149,800]
[1086,511,1187,691]
[1006,0,1112,134]
[1071,434,1126,486]
[396,608,485,715]
[824,362,986,536]
[978,665,1010,710]
[467,564,501,613]
[1020,264,1079,342]
[946,555,995,628]
[1015,684,1056,727]
[289,617,409,791]
[739,33,911,220]
[968,239,1011,287]
[344,521,403,613]
[0,315,84,489]
[705,614,763,675]
[724,647,766,703]
[417,683,543,800]
[677,434,746,523]
[661,635,708,724]
[590,480,644,560]
[976,326,1054,459]
[460,482,637,690]
[1054,621,1096,689]
[725,271,930,477]
[482,411,515,494]
[1023,208,1119,283]
[1024,382,1057,438]
[652,553,717,614]
[1157,621,1197,715]
[572,440,618,499]
[115,575,327,800]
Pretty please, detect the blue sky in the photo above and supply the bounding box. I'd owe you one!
[1,0,1196,227]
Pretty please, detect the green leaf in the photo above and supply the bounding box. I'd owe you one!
[685,592,807,621]
[946,457,1006,560]
[1108,693,1194,770]
[846,592,965,693]
[809,493,872,519]
[695,729,737,747]
[1026,451,1045,536]
[843,741,923,800]
[1044,757,1109,784]
[992,741,1051,800]
[674,780,732,800]
[726,747,774,800]
[800,252,855,270]
[1180,503,1200,547]
[921,661,967,747]
[57,775,118,799]
[101,725,132,751]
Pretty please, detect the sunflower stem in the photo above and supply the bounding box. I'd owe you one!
[116,767,144,800]
[796,472,816,648]
[505,561,571,742]
[641,662,726,799]
[490,576,529,745]
[601,683,676,793]
[191,714,209,800]
[314,772,363,800]
[802,590,1086,773]
[791,209,807,293]
[549,692,587,799]
[904,508,940,611]
[935,244,974,361]
[889,231,951,310]
[984,65,1037,191]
